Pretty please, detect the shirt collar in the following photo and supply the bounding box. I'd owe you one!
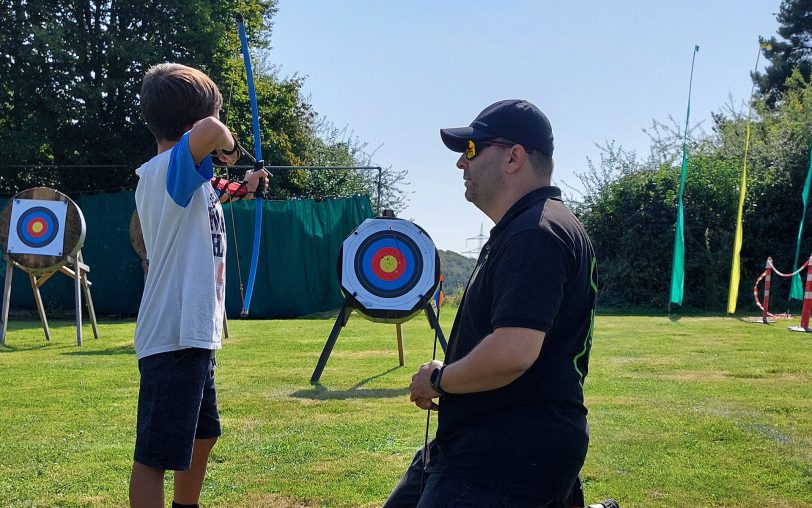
[489,186,562,239]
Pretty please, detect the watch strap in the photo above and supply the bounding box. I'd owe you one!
[430,366,447,396]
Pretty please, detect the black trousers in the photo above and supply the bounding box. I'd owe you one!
[382,444,585,508]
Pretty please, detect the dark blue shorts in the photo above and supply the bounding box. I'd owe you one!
[134,347,221,471]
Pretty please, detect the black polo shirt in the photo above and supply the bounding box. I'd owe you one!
[428,186,597,499]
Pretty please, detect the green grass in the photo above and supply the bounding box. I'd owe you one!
[1,311,811,507]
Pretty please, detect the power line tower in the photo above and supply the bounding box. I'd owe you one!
[462,223,488,258]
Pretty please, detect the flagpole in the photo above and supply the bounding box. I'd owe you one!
[726,43,763,315]
[668,45,700,313]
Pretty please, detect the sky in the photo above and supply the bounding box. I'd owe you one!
[268,1,782,254]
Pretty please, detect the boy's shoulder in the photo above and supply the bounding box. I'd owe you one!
[136,149,172,178]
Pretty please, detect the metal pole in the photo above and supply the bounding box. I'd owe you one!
[377,167,382,215]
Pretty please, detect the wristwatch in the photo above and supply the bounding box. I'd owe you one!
[429,366,447,396]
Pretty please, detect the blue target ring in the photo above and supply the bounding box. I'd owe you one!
[354,231,423,298]
[16,206,60,249]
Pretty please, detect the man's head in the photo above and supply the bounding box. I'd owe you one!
[140,63,223,142]
[440,99,554,178]
[440,100,554,218]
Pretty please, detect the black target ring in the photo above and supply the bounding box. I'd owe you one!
[353,230,424,299]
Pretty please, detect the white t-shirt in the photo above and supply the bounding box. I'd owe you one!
[133,132,226,359]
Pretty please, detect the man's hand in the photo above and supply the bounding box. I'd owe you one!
[409,359,443,409]
[413,397,438,410]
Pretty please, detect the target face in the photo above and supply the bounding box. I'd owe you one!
[6,199,68,256]
[341,218,438,316]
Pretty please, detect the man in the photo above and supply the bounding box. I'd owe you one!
[384,99,598,507]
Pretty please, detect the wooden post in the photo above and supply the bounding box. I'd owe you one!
[396,323,404,366]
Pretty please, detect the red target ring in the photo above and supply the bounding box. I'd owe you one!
[371,247,406,281]
[26,218,49,238]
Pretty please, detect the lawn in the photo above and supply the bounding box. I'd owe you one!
[0,311,810,507]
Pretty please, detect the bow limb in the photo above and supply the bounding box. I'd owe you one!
[236,12,267,317]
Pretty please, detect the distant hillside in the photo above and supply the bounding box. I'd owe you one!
[438,250,477,293]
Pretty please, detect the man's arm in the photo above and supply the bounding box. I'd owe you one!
[410,327,545,407]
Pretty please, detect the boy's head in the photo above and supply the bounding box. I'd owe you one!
[140,63,223,142]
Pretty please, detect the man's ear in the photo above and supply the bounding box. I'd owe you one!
[505,145,529,175]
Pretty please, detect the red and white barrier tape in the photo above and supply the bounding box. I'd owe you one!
[766,259,808,278]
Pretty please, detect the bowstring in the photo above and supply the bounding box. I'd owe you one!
[387,226,441,494]
[420,268,442,495]
[222,42,246,310]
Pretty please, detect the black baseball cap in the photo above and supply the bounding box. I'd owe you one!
[440,99,554,156]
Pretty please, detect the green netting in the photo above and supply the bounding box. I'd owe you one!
[0,192,372,318]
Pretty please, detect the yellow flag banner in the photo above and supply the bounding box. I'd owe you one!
[727,43,762,314]
[727,166,748,313]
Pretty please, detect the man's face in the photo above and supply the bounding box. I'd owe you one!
[457,141,508,211]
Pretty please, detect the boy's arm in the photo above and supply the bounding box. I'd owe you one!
[211,169,268,203]
[187,116,236,164]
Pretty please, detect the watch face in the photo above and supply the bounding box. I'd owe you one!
[430,368,441,389]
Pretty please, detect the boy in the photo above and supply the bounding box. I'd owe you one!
[130,63,265,508]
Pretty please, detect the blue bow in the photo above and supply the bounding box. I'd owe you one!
[235,12,267,317]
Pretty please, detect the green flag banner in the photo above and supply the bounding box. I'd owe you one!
[790,146,812,300]
[669,45,699,307]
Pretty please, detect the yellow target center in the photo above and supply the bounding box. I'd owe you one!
[379,255,398,273]
[31,222,44,234]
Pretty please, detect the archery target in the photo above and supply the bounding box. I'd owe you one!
[341,218,438,318]
[7,199,68,256]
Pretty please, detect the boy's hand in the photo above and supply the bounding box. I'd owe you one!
[213,147,241,167]
[211,131,241,166]
[189,117,240,165]
[243,168,269,199]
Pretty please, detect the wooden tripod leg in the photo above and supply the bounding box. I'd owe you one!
[396,323,405,366]
[73,257,83,346]
[28,272,51,342]
[1,259,13,345]
[77,252,98,340]
[80,270,99,341]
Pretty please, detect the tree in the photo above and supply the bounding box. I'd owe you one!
[0,0,263,192]
[437,249,476,294]
[571,68,812,311]
[0,0,407,211]
[754,0,812,104]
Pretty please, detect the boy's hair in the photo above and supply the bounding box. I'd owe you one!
[140,63,223,142]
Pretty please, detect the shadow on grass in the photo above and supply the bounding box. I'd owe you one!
[61,345,134,356]
[0,342,51,353]
[291,366,409,400]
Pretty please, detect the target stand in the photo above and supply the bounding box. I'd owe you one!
[0,188,98,346]
[311,217,446,384]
